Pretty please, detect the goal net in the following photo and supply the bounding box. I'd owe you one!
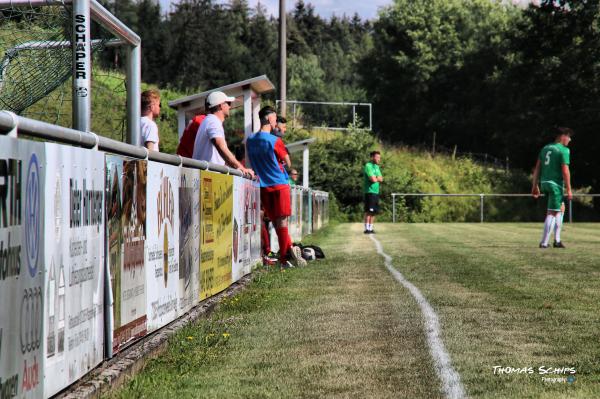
[0,2,128,139]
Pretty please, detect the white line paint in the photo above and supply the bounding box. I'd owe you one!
[369,234,466,399]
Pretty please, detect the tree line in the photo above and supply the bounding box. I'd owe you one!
[99,0,600,191]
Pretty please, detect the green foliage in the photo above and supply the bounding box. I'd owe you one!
[285,127,536,222]
[363,0,600,197]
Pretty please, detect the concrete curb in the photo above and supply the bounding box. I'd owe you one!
[55,274,254,399]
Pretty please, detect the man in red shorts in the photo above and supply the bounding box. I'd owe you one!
[246,106,306,268]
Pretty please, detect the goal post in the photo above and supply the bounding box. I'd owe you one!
[276,100,373,131]
[0,0,141,144]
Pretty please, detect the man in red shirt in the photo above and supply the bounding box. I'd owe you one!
[176,114,206,158]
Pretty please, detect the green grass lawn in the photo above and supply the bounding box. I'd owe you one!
[107,223,600,399]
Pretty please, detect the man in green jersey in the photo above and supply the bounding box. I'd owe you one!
[531,127,573,248]
[364,151,383,234]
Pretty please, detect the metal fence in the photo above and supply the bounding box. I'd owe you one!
[391,193,600,223]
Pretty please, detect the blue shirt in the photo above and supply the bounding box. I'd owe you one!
[246,131,289,188]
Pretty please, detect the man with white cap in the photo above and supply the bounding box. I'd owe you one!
[192,91,253,176]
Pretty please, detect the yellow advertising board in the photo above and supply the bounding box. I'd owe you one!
[199,171,233,299]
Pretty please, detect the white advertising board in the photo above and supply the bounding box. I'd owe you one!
[178,168,200,316]
[232,177,261,282]
[43,143,105,397]
[145,162,179,331]
[0,136,45,399]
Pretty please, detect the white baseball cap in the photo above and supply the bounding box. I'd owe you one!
[206,91,235,108]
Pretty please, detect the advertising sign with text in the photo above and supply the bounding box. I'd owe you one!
[105,156,148,354]
[0,136,45,399]
[232,177,261,281]
[199,171,233,299]
[178,168,200,316]
[145,162,179,331]
[43,143,105,397]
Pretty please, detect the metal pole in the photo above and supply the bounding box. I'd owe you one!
[243,85,252,140]
[279,0,287,117]
[392,194,396,223]
[293,103,296,128]
[480,194,484,223]
[72,0,91,133]
[569,198,573,223]
[126,43,141,145]
[352,105,356,128]
[369,104,373,130]
[302,145,309,188]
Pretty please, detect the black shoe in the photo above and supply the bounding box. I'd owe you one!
[539,243,549,249]
[553,241,566,248]
[364,229,370,234]
[369,230,376,234]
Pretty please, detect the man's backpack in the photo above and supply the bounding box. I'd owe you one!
[176,114,206,158]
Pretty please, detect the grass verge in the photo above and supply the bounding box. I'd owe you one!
[107,224,441,399]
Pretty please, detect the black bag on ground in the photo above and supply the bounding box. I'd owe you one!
[294,243,326,260]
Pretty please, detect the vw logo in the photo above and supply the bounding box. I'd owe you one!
[25,154,40,278]
[20,287,42,354]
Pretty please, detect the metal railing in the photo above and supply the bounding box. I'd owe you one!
[391,193,600,223]
[0,111,248,177]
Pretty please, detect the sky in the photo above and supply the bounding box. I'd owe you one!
[158,0,393,20]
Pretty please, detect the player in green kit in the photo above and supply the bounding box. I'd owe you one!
[364,151,383,234]
[531,127,573,248]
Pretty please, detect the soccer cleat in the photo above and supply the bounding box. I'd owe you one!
[364,229,370,234]
[289,245,307,267]
[539,243,549,249]
[553,241,566,248]
[369,230,376,234]
[280,260,295,270]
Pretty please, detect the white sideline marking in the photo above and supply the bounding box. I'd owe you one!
[369,234,466,399]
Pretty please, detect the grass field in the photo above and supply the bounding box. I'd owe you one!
[108,223,600,399]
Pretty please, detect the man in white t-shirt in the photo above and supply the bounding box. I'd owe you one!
[192,91,253,176]
[140,89,160,151]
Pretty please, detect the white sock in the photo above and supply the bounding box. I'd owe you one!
[541,215,556,246]
[365,223,369,231]
[367,223,373,231]
[554,212,563,243]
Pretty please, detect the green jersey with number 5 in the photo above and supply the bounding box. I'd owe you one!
[539,143,570,187]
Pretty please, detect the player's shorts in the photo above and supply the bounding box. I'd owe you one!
[541,181,563,211]
[364,193,380,214]
[261,185,291,221]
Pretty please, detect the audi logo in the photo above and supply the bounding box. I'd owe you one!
[20,287,42,354]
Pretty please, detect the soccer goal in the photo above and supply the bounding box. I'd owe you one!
[0,0,141,143]
[276,100,372,131]
[391,193,600,223]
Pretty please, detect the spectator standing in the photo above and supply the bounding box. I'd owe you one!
[363,151,383,234]
[247,106,306,268]
[273,116,287,137]
[177,114,206,158]
[192,91,253,176]
[288,169,298,186]
[140,89,161,151]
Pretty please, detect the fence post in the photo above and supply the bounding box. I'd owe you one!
[392,194,396,223]
[569,198,573,223]
[480,194,484,223]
